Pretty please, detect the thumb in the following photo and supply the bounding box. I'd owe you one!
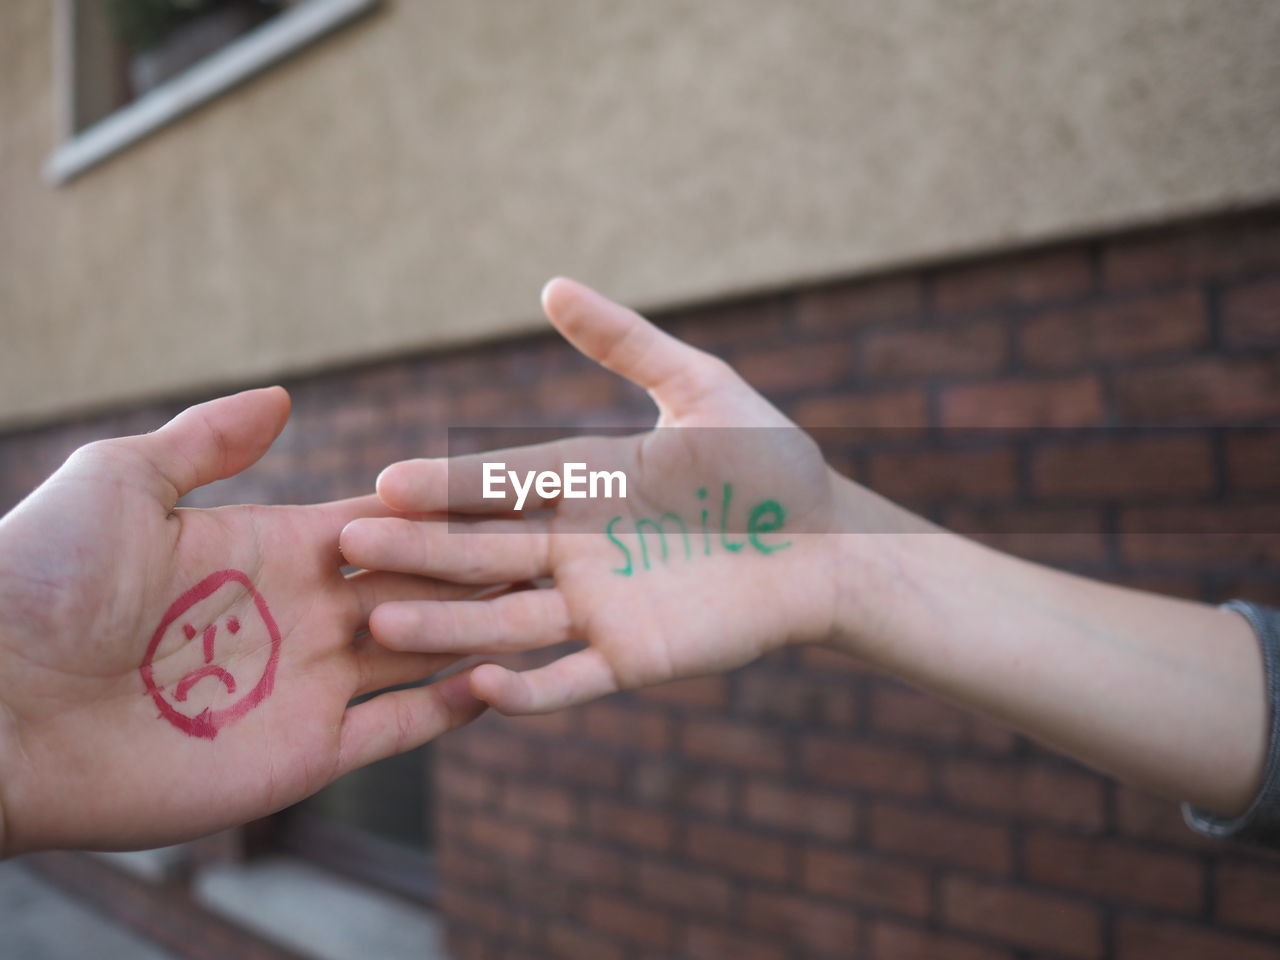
[128,386,291,506]
[541,277,734,418]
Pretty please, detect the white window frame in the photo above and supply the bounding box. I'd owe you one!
[46,0,380,185]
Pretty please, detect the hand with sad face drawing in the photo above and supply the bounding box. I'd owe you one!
[0,388,490,856]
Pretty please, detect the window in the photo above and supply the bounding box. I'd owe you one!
[47,0,380,184]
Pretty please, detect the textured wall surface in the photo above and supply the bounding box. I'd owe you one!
[3,0,1280,425]
[3,209,1279,960]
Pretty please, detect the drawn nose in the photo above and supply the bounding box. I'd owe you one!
[202,624,218,663]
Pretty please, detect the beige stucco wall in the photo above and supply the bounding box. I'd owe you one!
[2,0,1279,427]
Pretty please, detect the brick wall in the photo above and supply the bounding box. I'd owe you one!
[2,208,1279,959]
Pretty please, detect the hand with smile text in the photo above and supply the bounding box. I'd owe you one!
[340,279,879,715]
[344,279,1269,823]
[0,387,488,856]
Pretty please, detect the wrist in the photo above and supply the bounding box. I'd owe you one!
[820,472,942,661]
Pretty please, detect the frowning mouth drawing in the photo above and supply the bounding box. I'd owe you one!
[139,570,282,740]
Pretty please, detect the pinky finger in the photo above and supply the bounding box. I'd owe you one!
[470,648,618,715]
[336,669,487,777]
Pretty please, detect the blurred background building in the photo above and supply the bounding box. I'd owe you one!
[2,1,1279,958]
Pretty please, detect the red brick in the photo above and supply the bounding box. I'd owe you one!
[742,890,862,956]
[1113,356,1280,422]
[1024,830,1203,912]
[1119,504,1280,565]
[684,922,789,960]
[1104,213,1280,291]
[1217,576,1280,607]
[867,447,1018,501]
[1217,862,1280,935]
[1223,277,1280,346]
[742,779,858,841]
[802,736,931,797]
[681,717,788,772]
[1021,290,1207,369]
[943,506,1108,567]
[1114,786,1215,849]
[583,893,673,950]
[685,821,792,881]
[586,798,674,852]
[870,922,1015,960]
[534,371,617,417]
[501,781,578,829]
[445,929,493,960]
[942,875,1102,959]
[503,866,578,914]
[464,813,542,861]
[796,274,925,331]
[802,847,931,917]
[441,886,505,930]
[1115,917,1280,960]
[1226,430,1280,492]
[943,759,1106,831]
[1031,435,1215,499]
[437,762,500,806]
[737,671,858,727]
[545,922,625,960]
[546,836,626,887]
[505,709,574,737]
[633,674,730,709]
[635,858,733,916]
[861,320,1009,380]
[437,842,504,891]
[870,686,1018,757]
[935,247,1094,316]
[581,701,671,752]
[459,728,536,773]
[737,341,855,393]
[663,296,791,352]
[791,389,929,429]
[941,376,1105,427]
[628,760,734,815]
[869,802,1013,874]
[542,742,624,790]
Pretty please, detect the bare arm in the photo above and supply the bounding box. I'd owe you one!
[827,486,1268,816]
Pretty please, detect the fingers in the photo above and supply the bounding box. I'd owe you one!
[351,635,459,696]
[345,569,486,626]
[341,516,552,583]
[376,436,606,514]
[131,387,292,506]
[336,669,487,776]
[541,277,734,417]
[469,648,618,715]
[372,589,572,654]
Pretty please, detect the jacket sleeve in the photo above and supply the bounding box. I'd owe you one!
[1182,600,1280,849]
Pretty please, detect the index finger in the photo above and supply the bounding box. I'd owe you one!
[377,435,628,514]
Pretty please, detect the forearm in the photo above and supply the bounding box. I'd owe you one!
[827,480,1268,815]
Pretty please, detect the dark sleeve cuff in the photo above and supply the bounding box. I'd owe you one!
[1182,600,1280,849]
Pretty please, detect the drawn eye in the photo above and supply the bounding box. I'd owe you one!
[227,616,240,634]
[182,624,197,640]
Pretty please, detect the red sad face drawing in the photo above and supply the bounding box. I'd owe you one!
[139,570,283,740]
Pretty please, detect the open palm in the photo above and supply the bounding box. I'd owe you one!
[341,279,854,714]
[0,388,486,855]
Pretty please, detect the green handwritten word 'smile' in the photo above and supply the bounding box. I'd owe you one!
[605,484,792,576]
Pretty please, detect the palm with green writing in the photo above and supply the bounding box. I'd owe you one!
[341,279,858,714]
[0,388,488,855]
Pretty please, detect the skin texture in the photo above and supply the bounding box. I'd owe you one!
[345,278,1269,818]
[0,387,488,856]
